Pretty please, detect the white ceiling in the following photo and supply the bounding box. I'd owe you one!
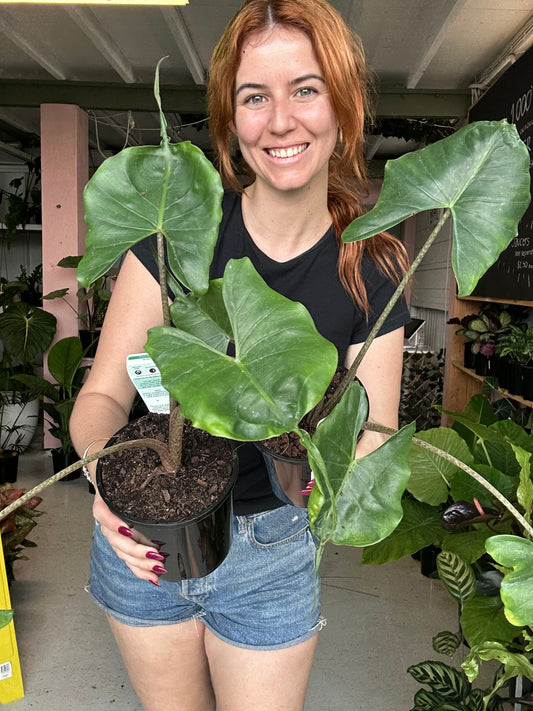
[0,0,532,168]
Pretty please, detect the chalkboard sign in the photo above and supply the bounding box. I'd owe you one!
[469,46,533,302]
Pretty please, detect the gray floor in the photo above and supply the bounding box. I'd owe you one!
[4,446,466,710]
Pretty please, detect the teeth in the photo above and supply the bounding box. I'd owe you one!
[268,144,307,158]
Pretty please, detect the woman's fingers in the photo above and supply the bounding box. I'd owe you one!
[92,492,167,584]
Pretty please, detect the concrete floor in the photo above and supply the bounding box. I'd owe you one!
[4,446,468,710]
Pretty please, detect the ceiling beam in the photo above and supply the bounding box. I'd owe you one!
[0,79,471,119]
[0,9,69,80]
[64,5,137,84]
[160,6,206,85]
[407,0,468,89]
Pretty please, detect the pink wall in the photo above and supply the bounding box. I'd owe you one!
[40,104,88,447]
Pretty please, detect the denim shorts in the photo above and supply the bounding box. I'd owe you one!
[87,504,324,650]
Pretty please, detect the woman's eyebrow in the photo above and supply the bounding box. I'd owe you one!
[235,74,325,96]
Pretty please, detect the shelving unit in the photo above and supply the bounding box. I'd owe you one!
[442,292,533,420]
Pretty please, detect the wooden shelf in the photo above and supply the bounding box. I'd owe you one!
[452,360,533,409]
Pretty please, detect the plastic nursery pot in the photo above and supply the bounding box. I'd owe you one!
[255,441,312,509]
[0,451,19,484]
[96,419,239,582]
[521,364,533,402]
[463,342,476,369]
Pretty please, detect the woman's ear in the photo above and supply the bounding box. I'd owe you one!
[229,120,237,136]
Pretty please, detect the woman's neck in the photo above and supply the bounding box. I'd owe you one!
[241,181,332,262]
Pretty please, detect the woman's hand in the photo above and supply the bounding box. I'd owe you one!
[92,490,168,586]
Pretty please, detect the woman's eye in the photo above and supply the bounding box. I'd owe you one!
[245,94,265,105]
[296,86,316,98]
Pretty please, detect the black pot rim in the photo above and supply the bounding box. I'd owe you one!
[255,439,308,465]
[97,420,238,529]
[0,450,19,459]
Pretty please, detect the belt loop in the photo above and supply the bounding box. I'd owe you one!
[236,515,247,534]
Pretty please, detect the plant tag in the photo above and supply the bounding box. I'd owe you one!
[126,353,169,414]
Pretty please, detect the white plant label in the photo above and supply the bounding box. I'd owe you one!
[126,353,169,414]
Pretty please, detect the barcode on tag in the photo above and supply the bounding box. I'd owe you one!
[0,661,12,680]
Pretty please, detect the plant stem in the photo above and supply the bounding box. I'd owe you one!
[363,421,533,540]
[0,438,175,522]
[312,208,452,427]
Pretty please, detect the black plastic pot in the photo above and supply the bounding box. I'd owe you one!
[255,441,311,508]
[0,451,19,484]
[79,329,100,359]
[463,342,476,369]
[521,364,533,402]
[51,448,81,480]
[96,424,239,582]
[508,360,524,396]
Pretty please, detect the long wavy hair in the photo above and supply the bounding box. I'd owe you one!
[208,0,408,314]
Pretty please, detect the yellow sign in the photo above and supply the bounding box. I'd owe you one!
[0,1,188,5]
[0,532,24,705]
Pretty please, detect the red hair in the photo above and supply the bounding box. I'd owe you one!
[208,0,408,314]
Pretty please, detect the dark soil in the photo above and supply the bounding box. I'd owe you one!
[98,413,234,523]
[261,366,350,458]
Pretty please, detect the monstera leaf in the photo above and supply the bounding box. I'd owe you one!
[342,120,530,296]
[77,140,223,295]
[485,535,533,627]
[145,257,338,441]
[306,380,415,546]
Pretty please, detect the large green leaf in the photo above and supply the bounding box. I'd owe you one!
[146,257,338,440]
[307,381,415,546]
[485,535,533,627]
[169,279,232,352]
[408,428,474,505]
[0,302,57,364]
[441,525,507,565]
[47,336,84,390]
[462,641,533,701]
[449,463,517,510]
[461,594,521,648]
[361,498,443,565]
[342,120,530,296]
[78,140,223,295]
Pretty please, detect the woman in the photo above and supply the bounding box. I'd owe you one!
[70,1,410,709]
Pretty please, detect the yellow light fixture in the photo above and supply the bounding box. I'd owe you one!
[0,1,188,5]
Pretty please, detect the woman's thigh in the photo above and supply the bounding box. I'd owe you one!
[205,626,319,711]
[108,616,215,711]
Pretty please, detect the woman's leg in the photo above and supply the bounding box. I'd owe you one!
[205,627,319,711]
[108,616,216,711]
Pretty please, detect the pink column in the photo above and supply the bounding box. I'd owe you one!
[40,104,88,447]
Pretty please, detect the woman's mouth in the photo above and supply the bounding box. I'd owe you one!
[266,143,309,158]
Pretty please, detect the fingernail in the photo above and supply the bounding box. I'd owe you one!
[152,565,168,575]
[146,551,165,561]
[149,579,161,588]
[151,539,166,547]
[118,526,133,537]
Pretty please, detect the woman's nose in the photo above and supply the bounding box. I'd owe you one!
[269,98,296,135]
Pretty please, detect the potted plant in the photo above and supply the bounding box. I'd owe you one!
[0,154,41,249]
[12,336,90,479]
[0,299,57,468]
[448,304,514,375]
[0,482,43,583]
[497,324,533,399]
[361,392,533,703]
[0,86,529,598]
[43,256,118,358]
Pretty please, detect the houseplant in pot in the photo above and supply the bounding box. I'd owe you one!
[0,298,57,475]
[497,324,533,399]
[12,336,90,479]
[0,106,529,591]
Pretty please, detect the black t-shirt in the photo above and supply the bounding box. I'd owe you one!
[131,189,410,514]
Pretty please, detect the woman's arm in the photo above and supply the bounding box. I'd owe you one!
[70,250,166,584]
[344,327,404,458]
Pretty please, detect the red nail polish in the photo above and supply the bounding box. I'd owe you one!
[149,579,161,588]
[118,526,133,537]
[146,551,165,561]
[152,565,168,575]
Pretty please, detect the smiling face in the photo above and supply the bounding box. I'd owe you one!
[233,26,338,196]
